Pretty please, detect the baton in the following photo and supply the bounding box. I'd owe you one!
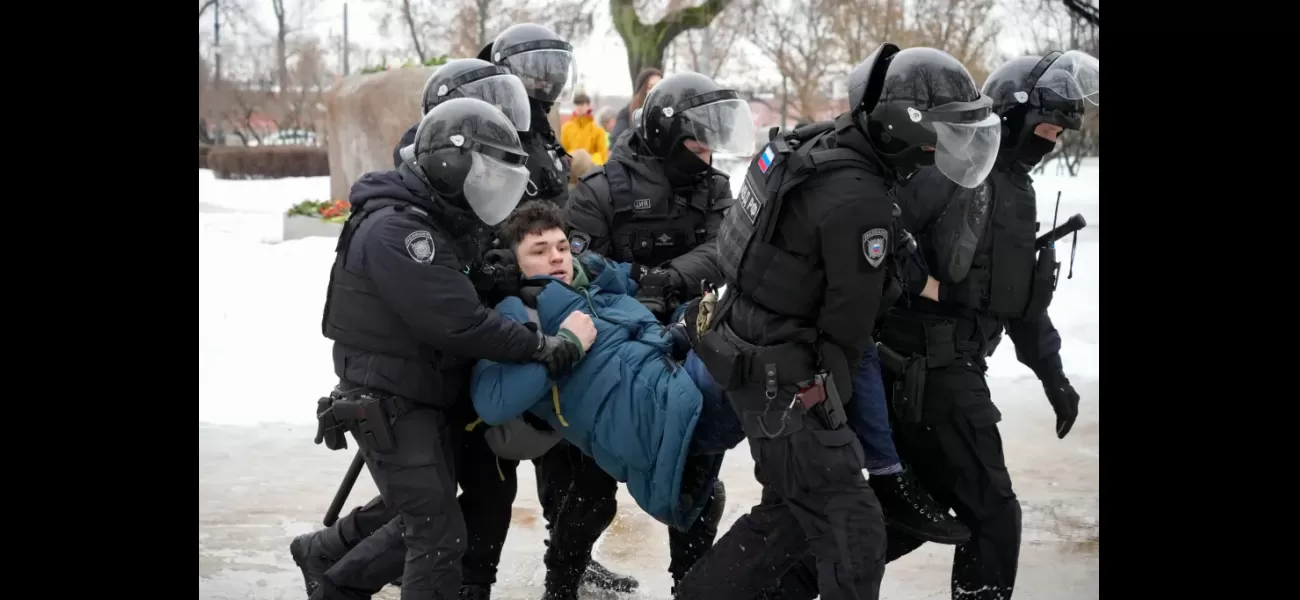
[323,450,365,527]
[1035,214,1086,250]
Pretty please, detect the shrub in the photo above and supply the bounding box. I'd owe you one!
[199,144,213,169]
[208,146,330,179]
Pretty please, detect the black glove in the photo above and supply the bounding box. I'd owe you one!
[1044,377,1080,439]
[531,328,584,379]
[633,266,678,319]
[470,250,521,302]
[665,322,692,361]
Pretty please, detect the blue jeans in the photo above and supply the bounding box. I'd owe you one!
[683,351,745,455]
[847,344,902,470]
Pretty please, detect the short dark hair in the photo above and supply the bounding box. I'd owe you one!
[573,93,591,105]
[498,201,567,249]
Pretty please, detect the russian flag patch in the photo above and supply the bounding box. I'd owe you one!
[757,144,775,173]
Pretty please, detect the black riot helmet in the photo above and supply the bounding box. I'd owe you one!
[478,23,577,106]
[399,97,531,226]
[419,58,532,132]
[983,51,1099,154]
[849,44,1001,188]
[637,71,756,160]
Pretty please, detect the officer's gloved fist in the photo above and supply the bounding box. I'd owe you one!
[633,266,678,319]
[471,250,522,298]
[533,311,595,379]
[1044,378,1080,439]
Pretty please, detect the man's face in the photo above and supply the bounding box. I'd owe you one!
[516,228,573,284]
[1034,122,1065,142]
[684,139,713,165]
[574,102,592,117]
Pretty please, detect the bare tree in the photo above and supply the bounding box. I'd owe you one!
[271,0,321,91]
[829,0,907,67]
[374,0,595,64]
[664,0,754,80]
[906,0,1001,83]
[750,0,840,123]
[611,0,734,88]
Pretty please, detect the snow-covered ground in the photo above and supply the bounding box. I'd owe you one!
[198,159,1099,600]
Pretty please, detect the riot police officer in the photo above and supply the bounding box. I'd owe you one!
[676,44,1002,600]
[552,71,746,596]
[294,60,537,600]
[392,57,534,168]
[479,23,576,208]
[307,97,595,600]
[875,50,1096,600]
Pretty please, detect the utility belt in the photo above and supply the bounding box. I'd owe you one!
[313,386,414,453]
[873,313,1002,425]
[696,322,846,437]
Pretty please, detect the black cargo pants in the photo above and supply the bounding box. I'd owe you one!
[674,387,887,600]
[535,441,618,592]
[884,360,1022,600]
[321,405,464,600]
[321,418,519,594]
[761,360,1022,600]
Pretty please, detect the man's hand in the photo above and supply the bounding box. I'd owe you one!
[1045,380,1080,439]
[559,311,597,352]
[921,276,940,301]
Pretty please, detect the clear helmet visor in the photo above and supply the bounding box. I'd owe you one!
[464,151,530,226]
[677,98,756,158]
[1035,50,1099,106]
[454,74,532,132]
[933,113,1001,189]
[501,49,577,105]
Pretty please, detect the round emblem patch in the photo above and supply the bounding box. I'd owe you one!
[405,230,436,264]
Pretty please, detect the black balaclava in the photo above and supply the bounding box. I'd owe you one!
[1016,132,1057,166]
[662,142,711,189]
[530,98,555,137]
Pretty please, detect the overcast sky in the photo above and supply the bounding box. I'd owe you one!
[204,0,1059,97]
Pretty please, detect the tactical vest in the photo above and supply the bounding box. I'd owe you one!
[716,123,874,320]
[592,160,714,266]
[320,199,455,361]
[934,171,1038,318]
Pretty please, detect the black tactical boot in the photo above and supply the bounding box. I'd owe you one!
[870,469,972,545]
[581,559,640,593]
[289,528,350,596]
[460,584,491,599]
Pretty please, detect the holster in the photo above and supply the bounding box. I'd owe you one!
[805,372,848,430]
[322,393,404,453]
[1024,246,1058,319]
[877,343,926,424]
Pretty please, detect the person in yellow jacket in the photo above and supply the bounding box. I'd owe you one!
[561,93,610,165]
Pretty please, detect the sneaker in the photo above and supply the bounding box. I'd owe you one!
[870,469,971,545]
[580,559,640,593]
[460,584,491,599]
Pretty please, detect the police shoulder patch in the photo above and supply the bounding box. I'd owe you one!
[405,230,436,264]
[569,230,591,255]
[862,228,889,269]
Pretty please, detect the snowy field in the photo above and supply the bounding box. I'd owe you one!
[198,159,1099,600]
